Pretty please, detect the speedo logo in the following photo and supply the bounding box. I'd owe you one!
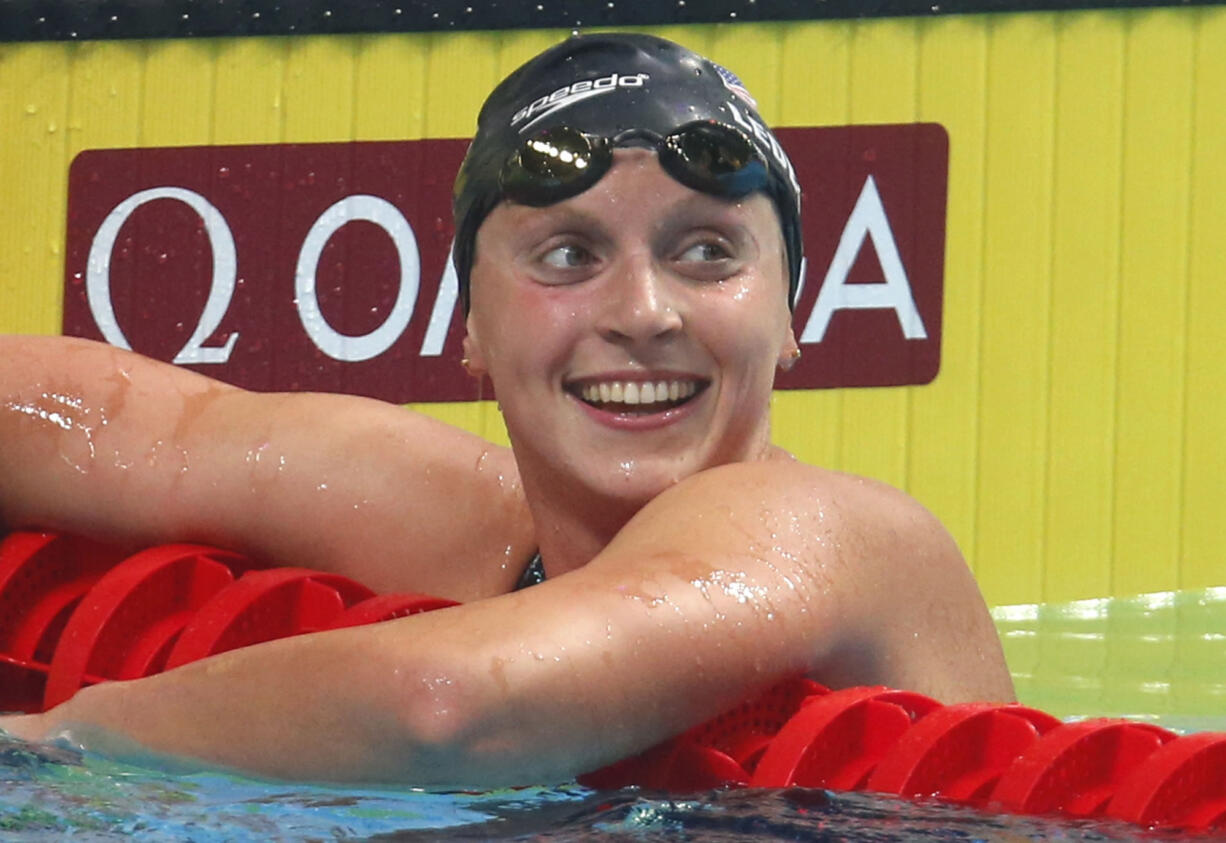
[511,73,650,131]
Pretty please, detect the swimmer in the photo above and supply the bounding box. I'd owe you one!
[0,33,1013,784]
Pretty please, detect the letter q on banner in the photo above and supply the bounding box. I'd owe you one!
[86,186,240,365]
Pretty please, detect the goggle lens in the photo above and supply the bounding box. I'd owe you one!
[660,122,765,198]
[498,127,611,206]
[499,122,766,207]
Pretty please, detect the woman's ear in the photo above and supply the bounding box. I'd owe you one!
[461,316,489,378]
[777,330,801,372]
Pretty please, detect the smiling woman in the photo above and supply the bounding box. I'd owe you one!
[465,155,795,562]
[0,33,1013,786]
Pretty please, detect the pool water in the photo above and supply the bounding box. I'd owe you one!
[995,587,1226,722]
[0,738,1179,841]
[3,589,1223,841]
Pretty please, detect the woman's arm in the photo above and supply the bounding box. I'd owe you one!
[0,335,534,599]
[0,459,1012,785]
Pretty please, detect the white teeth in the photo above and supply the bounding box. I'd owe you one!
[576,379,700,408]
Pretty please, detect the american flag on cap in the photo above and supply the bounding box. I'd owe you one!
[712,62,759,109]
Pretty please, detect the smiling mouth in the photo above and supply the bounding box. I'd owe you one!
[568,378,707,414]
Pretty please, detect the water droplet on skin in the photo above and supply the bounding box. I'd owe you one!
[6,392,105,474]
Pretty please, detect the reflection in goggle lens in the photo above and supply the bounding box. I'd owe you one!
[500,121,766,207]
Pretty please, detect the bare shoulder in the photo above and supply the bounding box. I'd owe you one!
[617,455,1015,703]
[643,456,970,600]
[638,453,943,550]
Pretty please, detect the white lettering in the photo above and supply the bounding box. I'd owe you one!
[420,245,460,357]
[294,195,421,362]
[800,175,927,343]
[725,102,802,200]
[512,73,651,128]
[87,186,240,364]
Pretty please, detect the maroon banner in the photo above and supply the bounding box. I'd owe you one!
[63,124,947,402]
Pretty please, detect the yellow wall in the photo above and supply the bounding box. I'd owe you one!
[2,8,1223,606]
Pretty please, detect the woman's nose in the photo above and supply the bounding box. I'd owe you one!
[596,258,683,345]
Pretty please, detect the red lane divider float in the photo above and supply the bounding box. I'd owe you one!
[1,530,1223,834]
[0,531,456,712]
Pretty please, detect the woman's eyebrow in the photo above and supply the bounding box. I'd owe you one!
[504,202,611,235]
[652,196,760,242]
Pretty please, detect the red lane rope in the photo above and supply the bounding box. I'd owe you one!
[1,530,1222,833]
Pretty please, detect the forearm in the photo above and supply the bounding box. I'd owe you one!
[0,576,787,787]
[11,624,447,783]
[0,335,531,597]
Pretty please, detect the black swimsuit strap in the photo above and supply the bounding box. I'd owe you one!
[514,551,546,590]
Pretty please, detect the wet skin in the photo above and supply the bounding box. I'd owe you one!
[0,152,1015,784]
[465,149,799,575]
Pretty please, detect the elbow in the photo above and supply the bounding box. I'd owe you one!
[387,661,503,784]
[396,671,475,752]
[387,658,564,787]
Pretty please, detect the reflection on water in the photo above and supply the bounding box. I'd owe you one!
[0,734,1177,842]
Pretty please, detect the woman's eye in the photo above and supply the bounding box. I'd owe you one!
[540,243,594,269]
[677,241,732,263]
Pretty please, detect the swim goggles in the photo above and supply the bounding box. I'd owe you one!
[498,121,770,207]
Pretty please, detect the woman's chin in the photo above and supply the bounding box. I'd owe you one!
[576,455,707,509]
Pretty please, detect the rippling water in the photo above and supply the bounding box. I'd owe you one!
[1,734,1181,842]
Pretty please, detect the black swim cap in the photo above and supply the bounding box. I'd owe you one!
[452,32,804,311]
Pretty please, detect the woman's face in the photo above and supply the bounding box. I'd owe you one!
[465,148,797,508]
